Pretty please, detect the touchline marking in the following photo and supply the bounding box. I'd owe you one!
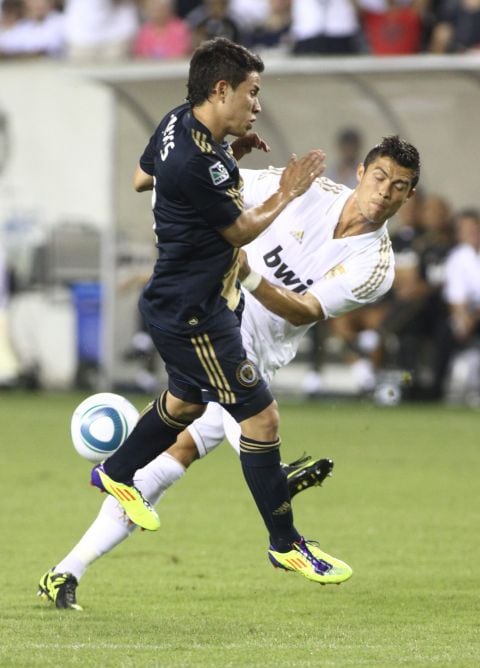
[28,644,179,650]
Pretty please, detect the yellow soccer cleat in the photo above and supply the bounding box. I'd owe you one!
[91,464,161,531]
[37,568,83,611]
[268,538,353,585]
[282,455,334,499]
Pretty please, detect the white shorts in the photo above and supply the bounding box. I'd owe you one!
[187,402,241,457]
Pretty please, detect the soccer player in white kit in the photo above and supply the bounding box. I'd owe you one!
[39,135,420,609]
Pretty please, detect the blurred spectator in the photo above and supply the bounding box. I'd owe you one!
[291,0,363,55]
[358,0,429,55]
[229,0,269,31]
[63,0,139,62]
[429,0,480,53]
[444,209,480,341]
[0,0,65,58]
[133,0,191,59]
[0,244,19,386]
[326,127,364,189]
[175,0,202,18]
[380,193,455,399]
[244,0,291,52]
[186,0,241,49]
[0,0,24,30]
[389,186,425,252]
[325,301,389,393]
[442,209,480,402]
[415,193,454,284]
[0,0,24,57]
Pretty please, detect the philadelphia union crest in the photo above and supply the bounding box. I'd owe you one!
[236,360,260,387]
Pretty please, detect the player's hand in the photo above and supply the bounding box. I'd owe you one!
[231,133,271,161]
[280,150,326,200]
[237,249,251,281]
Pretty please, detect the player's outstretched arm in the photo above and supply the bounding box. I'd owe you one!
[246,276,324,326]
[219,150,326,247]
[239,249,324,326]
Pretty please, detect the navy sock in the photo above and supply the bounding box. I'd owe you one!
[104,392,190,483]
[240,436,301,552]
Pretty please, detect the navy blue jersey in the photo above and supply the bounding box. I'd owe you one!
[138,102,244,335]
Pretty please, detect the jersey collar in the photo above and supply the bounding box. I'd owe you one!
[329,190,389,247]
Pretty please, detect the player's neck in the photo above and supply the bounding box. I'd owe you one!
[334,196,383,238]
[192,105,226,144]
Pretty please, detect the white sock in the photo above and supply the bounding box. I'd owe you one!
[54,453,185,580]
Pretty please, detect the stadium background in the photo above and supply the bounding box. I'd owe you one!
[1,50,480,667]
[0,54,480,395]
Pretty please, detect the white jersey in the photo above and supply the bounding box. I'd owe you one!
[189,168,395,457]
[240,167,395,382]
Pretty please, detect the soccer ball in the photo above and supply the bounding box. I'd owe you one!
[373,382,402,407]
[70,393,139,462]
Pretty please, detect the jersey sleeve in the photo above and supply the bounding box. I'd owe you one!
[308,241,395,319]
[139,133,156,176]
[240,168,282,209]
[180,154,244,229]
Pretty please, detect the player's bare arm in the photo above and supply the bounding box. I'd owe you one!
[239,249,324,326]
[220,150,326,247]
[251,279,324,326]
[133,165,154,192]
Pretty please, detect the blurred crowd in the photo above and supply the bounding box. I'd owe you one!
[1,0,480,62]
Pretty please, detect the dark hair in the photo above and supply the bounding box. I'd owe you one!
[363,135,420,188]
[338,127,362,145]
[186,38,264,107]
[455,207,480,222]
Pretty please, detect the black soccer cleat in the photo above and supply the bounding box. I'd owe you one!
[37,568,83,611]
[282,454,334,499]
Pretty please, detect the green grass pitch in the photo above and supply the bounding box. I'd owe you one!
[1,391,479,667]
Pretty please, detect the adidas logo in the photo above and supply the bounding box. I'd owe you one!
[272,501,291,516]
[289,229,304,244]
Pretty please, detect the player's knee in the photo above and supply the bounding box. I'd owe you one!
[261,401,280,435]
[166,430,199,468]
[240,400,279,442]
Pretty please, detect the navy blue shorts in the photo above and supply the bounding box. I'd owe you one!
[145,321,274,422]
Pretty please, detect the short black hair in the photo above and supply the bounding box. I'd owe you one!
[186,38,264,108]
[455,207,480,223]
[338,127,362,145]
[363,135,420,188]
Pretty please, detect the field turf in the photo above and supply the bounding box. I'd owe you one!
[1,391,479,667]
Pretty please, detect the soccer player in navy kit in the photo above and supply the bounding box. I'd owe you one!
[90,37,352,585]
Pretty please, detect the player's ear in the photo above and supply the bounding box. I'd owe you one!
[406,187,416,200]
[356,163,365,183]
[215,80,229,101]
